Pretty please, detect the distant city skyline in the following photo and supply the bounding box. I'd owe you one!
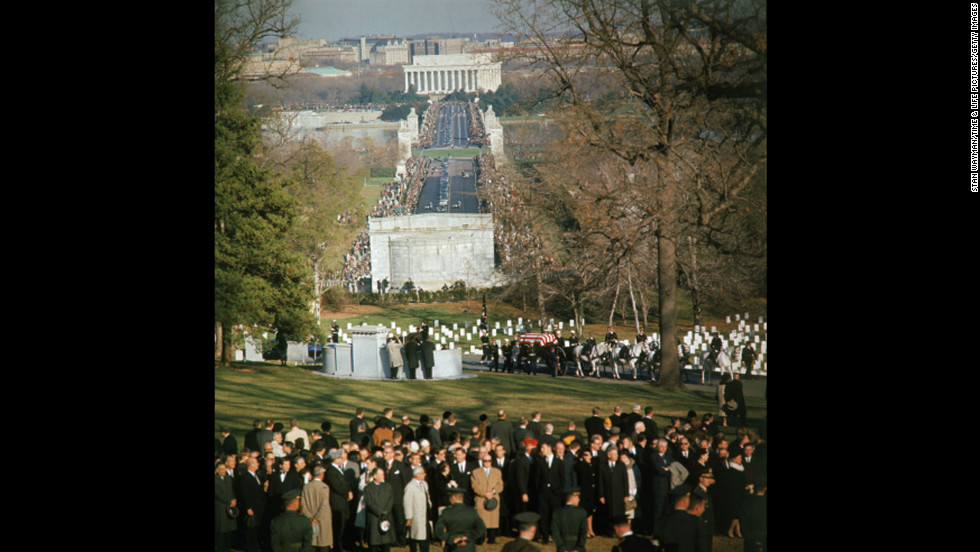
[290,0,504,42]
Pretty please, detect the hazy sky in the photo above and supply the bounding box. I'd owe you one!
[290,0,504,42]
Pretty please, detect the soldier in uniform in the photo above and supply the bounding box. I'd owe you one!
[604,326,619,346]
[420,319,429,341]
[653,485,701,552]
[692,469,716,552]
[435,488,486,552]
[502,512,542,552]
[552,487,588,552]
[502,339,515,373]
[331,321,340,343]
[270,489,314,552]
[480,330,491,365]
[609,514,659,552]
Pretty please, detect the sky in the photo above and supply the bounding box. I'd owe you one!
[289,0,504,42]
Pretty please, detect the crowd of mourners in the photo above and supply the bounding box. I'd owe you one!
[215,402,768,552]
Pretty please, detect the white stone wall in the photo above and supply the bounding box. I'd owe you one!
[368,213,496,290]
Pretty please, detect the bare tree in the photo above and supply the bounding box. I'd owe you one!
[493,0,767,389]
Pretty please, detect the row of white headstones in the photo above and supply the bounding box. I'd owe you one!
[329,314,767,375]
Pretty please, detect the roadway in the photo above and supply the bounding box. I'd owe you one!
[415,103,481,215]
[429,102,470,148]
[416,157,480,214]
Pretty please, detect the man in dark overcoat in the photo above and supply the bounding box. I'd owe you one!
[596,447,628,537]
[420,336,435,380]
[534,441,565,544]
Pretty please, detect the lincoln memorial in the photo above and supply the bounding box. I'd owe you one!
[403,53,502,94]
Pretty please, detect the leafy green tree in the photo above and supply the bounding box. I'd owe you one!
[215,0,316,365]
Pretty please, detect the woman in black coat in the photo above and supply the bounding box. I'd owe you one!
[429,461,453,519]
[573,449,599,538]
[364,466,396,552]
[715,453,748,539]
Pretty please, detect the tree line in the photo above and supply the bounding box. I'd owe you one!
[215,0,363,365]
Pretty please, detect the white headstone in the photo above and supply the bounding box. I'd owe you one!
[449,342,454,349]
[558,321,563,329]
[495,322,500,329]
[434,320,439,327]
[347,323,352,329]
[711,326,717,333]
[761,341,766,353]
[436,343,442,351]
[754,324,759,332]
[570,320,575,327]
[491,329,496,336]
[758,317,763,324]
[518,317,522,324]
[744,313,749,319]
[694,325,700,333]
[391,321,396,329]
[763,322,767,330]
[409,325,415,333]
[754,335,760,343]
[453,323,458,330]
[735,314,740,320]
[507,320,512,327]
[726,316,731,323]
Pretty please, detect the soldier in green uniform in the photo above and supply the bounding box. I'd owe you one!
[501,512,542,552]
[653,485,700,552]
[270,489,314,552]
[609,514,659,552]
[435,487,486,552]
[552,487,588,552]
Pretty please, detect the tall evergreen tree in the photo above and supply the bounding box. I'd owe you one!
[215,0,314,365]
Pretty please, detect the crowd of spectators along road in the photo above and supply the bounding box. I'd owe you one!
[335,156,433,292]
[215,404,768,552]
[475,153,544,265]
[467,103,489,147]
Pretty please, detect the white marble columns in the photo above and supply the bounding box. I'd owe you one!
[404,63,502,94]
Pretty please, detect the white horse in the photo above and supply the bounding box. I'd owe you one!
[594,341,634,379]
[571,343,595,377]
[697,347,734,384]
[634,340,660,381]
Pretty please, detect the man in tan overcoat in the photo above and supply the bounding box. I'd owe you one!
[301,466,334,552]
[403,466,432,552]
[471,453,505,544]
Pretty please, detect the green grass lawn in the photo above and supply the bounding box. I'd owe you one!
[215,361,765,450]
[216,361,757,552]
